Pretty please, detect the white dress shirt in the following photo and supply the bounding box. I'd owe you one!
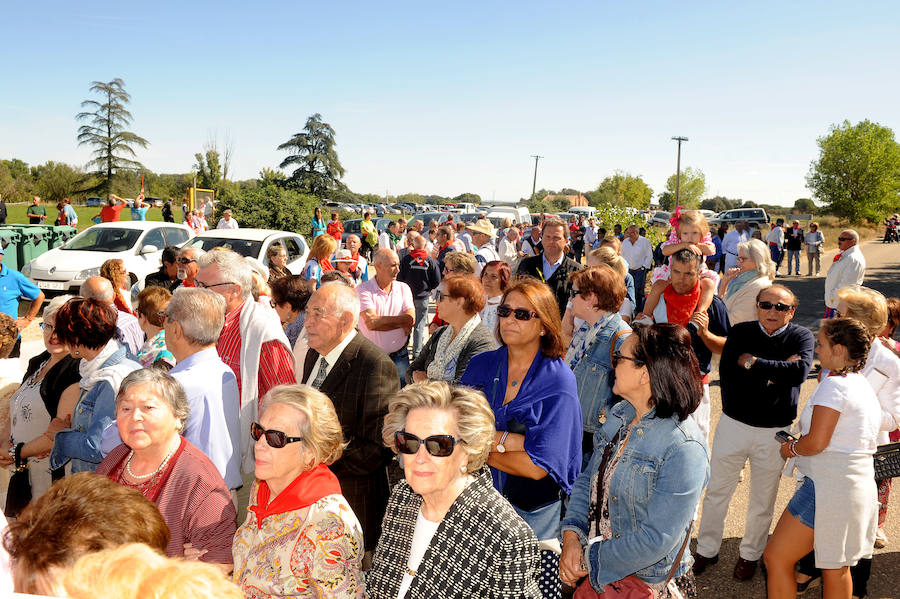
[620,236,653,270]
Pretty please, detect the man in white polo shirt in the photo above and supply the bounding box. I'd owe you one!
[357,248,415,385]
[620,225,653,312]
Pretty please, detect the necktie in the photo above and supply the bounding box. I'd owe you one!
[311,358,329,389]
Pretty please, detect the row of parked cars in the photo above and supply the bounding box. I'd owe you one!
[22,222,311,296]
[647,207,770,229]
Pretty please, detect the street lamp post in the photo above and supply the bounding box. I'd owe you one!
[530,155,543,203]
[671,136,688,205]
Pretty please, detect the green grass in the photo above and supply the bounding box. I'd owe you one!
[5,202,168,233]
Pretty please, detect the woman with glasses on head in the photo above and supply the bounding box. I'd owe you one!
[407,276,496,385]
[135,286,175,370]
[368,381,540,598]
[1,297,81,515]
[560,323,709,598]
[233,384,364,598]
[460,277,582,598]
[719,238,775,325]
[97,368,236,567]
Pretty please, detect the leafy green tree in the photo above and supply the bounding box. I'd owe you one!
[806,120,900,221]
[395,193,425,205]
[194,149,223,191]
[452,192,481,205]
[741,201,759,208]
[700,195,741,212]
[589,171,653,208]
[0,158,34,203]
[76,78,149,197]
[793,198,816,214]
[663,167,706,209]
[217,183,318,232]
[277,113,346,198]
[31,161,84,202]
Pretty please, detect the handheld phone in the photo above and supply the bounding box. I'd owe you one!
[775,431,797,443]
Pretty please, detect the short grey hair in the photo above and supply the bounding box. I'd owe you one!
[116,369,190,431]
[319,281,360,327]
[196,247,252,300]
[44,294,76,323]
[737,238,776,281]
[167,288,225,346]
[179,246,205,260]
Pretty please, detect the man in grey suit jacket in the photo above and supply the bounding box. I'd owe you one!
[302,282,400,556]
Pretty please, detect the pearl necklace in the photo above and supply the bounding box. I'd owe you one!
[125,441,179,481]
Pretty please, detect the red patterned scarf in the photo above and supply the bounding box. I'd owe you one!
[410,249,428,266]
[663,280,701,326]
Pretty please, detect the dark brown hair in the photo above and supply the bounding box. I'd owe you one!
[885,297,900,337]
[53,298,118,350]
[444,276,486,315]
[270,275,314,312]
[570,265,626,313]
[0,313,18,358]
[631,323,702,421]
[499,277,565,359]
[481,260,511,292]
[819,317,872,375]
[3,473,169,594]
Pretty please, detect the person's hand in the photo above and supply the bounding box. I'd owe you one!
[47,416,71,435]
[428,322,439,335]
[737,353,753,368]
[15,317,30,331]
[779,441,794,460]
[686,243,702,255]
[722,267,740,282]
[559,532,588,587]
[786,354,801,363]
[412,370,428,383]
[183,543,208,561]
[689,311,709,334]
[0,454,12,467]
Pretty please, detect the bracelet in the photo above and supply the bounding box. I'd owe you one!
[12,442,26,472]
[787,439,799,458]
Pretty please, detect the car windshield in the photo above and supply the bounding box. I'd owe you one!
[61,228,142,252]
[186,237,263,258]
[344,220,362,234]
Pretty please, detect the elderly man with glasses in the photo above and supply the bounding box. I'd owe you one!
[693,284,814,581]
[175,246,204,288]
[823,229,866,318]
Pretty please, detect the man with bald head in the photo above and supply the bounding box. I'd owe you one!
[358,248,415,384]
[824,228,866,317]
[80,276,143,356]
[302,282,399,556]
[195,248,294,473]
[398,231,440,358]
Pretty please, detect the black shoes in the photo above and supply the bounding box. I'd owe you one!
[733,557,758,581]
[691,552,718,575]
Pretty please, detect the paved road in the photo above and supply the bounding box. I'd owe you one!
[697,240,900,599]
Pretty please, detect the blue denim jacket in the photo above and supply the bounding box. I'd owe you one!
[49,345,141,473]
[571,313,631,434]
[560,400,709,589]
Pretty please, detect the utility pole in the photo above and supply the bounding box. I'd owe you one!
[530,155,543,203]
[671,136,688,205]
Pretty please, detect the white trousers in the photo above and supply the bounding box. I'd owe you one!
[696,414,788,561]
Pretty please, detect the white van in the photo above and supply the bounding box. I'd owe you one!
[569,206,596,218]
[485,205,530,228]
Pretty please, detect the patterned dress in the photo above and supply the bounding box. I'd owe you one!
[232,482,365,599]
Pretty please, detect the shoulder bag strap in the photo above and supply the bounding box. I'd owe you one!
[665,523,693,586]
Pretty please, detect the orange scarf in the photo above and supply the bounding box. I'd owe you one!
[249,463,341,528]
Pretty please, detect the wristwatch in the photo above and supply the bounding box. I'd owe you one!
[496,431,510,453]
[743,356,757,370]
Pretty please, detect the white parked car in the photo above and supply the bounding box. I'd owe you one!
[182,228,310,274]
[22,221,195,295]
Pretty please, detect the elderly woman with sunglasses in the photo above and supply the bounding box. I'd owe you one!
[368,381,540,598]
[560,324,709,598]
[460,277,582,598]
[233,383,364,598]
[96,368,236,567]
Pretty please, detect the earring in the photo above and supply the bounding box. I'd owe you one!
[459,464,467,473]
[74,350,80,356]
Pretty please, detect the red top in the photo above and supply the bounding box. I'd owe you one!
[99,203,125,222]
[327,220,344,241]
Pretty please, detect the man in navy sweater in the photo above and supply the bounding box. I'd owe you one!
[693,284,815,581]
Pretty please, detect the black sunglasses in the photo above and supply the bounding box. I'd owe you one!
[496,305,538,321]
[250,422,304,448]
[394,431,464,457]
[757,301,793,312]
[837,237,852,242]
[196,280,235,289]
[176,257,196,264]
[612,350,645,369]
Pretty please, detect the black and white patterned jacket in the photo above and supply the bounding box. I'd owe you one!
[367,468,541,599]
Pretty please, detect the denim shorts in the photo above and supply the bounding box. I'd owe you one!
[787,477,816,529]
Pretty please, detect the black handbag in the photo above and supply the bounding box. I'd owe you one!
[874,442,900,480]
[4,444,32,518]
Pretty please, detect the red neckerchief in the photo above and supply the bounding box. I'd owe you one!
[833,252,843,263]
[663,280,701,327]
[249,463,342,528]
[410,249,428,266]
[349,252,360,273]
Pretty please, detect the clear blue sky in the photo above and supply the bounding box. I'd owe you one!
[2,1,899,206]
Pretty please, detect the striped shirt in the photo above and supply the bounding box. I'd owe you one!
[217,302,296,404]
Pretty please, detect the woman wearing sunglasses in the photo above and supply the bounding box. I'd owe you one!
[719,238,775,325]
[459,277,582,598]
[368,381,540,598]
[407,276,496,385]
[96,369,236,566]
[233,384,364,598]
[560,323,709,598]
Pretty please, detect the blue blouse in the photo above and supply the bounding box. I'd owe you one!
[460,347,583,499]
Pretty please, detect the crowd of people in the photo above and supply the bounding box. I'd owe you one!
[0,204,894,599]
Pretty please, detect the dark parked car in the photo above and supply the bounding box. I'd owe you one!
[708,208,770,229]
[407,212,451,231]
[341,217,393,244]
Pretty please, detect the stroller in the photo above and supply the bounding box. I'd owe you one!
[884,215,899,243]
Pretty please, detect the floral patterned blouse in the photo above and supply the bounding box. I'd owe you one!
[232,483,365,599]
[137,329,175,368]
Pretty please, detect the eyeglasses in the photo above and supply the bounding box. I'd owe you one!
[571,289,586,296]
[437,291,452,301]
[394,431,464,457]
[612,350,645,369]
[196,280,235,289]
[40,322,54,332]
[496,305,538,321]
[837,237,852,242]
[176,257,196,264]
[250,422,304,448]
[757,301,794,312]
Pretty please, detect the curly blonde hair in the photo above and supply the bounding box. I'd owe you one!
[100,258,130,308]
[382,381,495,474]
